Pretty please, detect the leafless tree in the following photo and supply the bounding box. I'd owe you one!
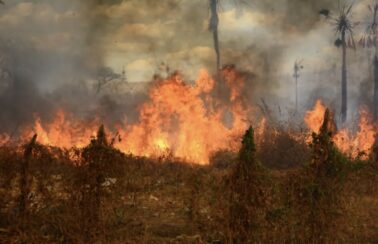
[95,67,121,94]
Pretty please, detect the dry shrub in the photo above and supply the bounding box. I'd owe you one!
[227,126,271,243]
[285,109,349,243]
[75,125,126,242]
[0,115,377,243]
[258,126,310,169]
[0,134,74,242]
[209,150,236,169]
[374,141,378,162]
[0,147,20,234]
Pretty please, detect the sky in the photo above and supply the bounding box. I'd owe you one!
[0,0,375,113]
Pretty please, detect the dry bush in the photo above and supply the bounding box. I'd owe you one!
[73,125,126,242]
[226,126,272,243]
[373,143,378,166]
[0,115,377,243]
[0,146,20,230]
[283,109,350,243]
[258,125,310,169]
[0,134,77,242]
[209,150,236,169]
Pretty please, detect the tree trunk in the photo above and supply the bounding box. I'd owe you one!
[341,31,347,123]
[209,0,220,70]
[213,30,220,71]
[295,75,298,113]
[19,134,37,226]
[374,45,378,121]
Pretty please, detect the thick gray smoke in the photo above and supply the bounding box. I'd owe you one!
[0,0,372,135]
[0,0,147,134]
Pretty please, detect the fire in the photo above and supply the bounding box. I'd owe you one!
[0,134,10,145]
[5,71,375,164]
[8,69,249,164]
[24,110,99,149]
[304,99,326,134]
[305,100,376,158]
[117,69,249,164]
[334,108,376,158]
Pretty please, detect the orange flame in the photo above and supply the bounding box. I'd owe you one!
[10,69,250,164]
[118,69,249,164]
[334,108,376,158]
[0,134,10,145]
[304,99,326,134]
[305,100,376,158]
[24,110,98,148]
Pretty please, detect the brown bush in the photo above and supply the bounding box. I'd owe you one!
[284,109,349,243]
[227,126,271,243]
[0,118,377,243]
[258,126,310,169]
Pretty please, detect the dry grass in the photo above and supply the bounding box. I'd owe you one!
[0,124,377,243]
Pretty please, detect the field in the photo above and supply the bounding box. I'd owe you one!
[0,119,377,244]
[2,1,378,243]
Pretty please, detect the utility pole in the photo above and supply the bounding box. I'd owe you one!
[293,60,303,113]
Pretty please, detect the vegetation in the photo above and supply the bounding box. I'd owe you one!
[299,109,348,242]
[321,3,356,123]
[209,0,220,71]
[0,117,377,243]
[227,127,270,242]
[360,2,378,120]
[207,0,248,71]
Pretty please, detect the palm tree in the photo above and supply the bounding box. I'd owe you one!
[293,60,304,113]
[320,2,356,123]
[208,0,248,71]
[209,0,220,71]
[360,2,378,121]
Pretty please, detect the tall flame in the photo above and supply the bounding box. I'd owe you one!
[334,108,376,158]
[4,73,376,164]
[305,100,376,158]
[304,99,326,134]
[24,110,98,148]
[118,69,248,164]
[11,69,249,164]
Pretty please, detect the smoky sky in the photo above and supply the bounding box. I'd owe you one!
[0,0,374,133]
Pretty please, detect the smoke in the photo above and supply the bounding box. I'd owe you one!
[252,0,338,32]
[0,0,373,135]
[0,0,146,134]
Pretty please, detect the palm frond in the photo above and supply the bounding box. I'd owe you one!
[368,4,373,13]
[325,1,356,49]
[349,32,357,49]
[358,2,378,48]
[238,0,253,8]
[346,2,354,15]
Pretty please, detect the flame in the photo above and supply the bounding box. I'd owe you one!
[305,100,376,158]
[0,133,10,145]
[24,110,98,148]
[304,99,326,134]
[4,71,375,164]
[333,108,376,158]
[117,69,249,164]
[8,69,251,164]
